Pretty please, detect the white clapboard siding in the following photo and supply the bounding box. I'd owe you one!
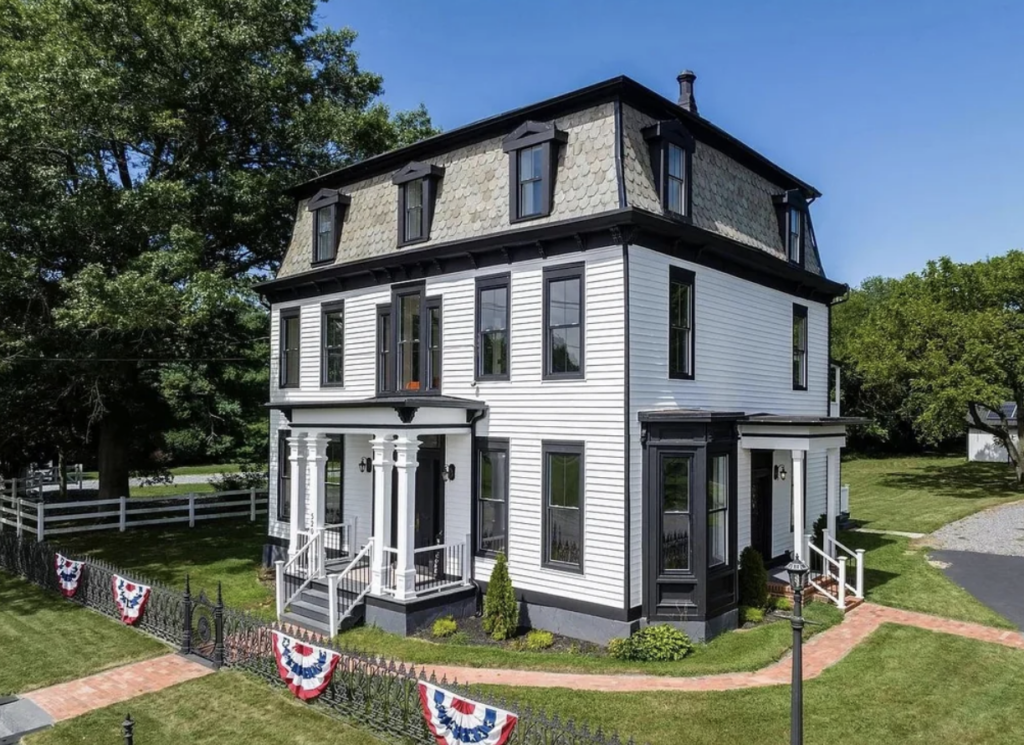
[628,244,830,607]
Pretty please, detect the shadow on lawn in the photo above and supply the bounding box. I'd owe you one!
[878,459,1022,503]
[0,573,83,619]
[839,531,900,595]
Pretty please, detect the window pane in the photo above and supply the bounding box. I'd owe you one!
[789,210,802,261]
[399,294,421,390]
[323,310,343,383]
[478,447,508,554]
[428,305,441,389]
[325,436,343,525]
[550,327,581,373]
[316,206,335,262]
[662,455,690,571]
[278,434,291,521]
[521,178,542,216]
[378,311,391,391]
[668,177,684,214]
[709,455,728,510]
[482,330,507,376]
[548,506,580,566]
[480,500,507,553]
[549,278,579,327]
[519,147,536,181]
[668,144,684,178]
[480,287,507,332]
[669,279,691,376]
[708,509,727,568]
[283,316,300,385]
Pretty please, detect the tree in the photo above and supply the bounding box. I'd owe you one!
[0,0,437,495]
[840,251,1024,483]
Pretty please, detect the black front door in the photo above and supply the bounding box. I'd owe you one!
[388,436,445,552]
[750,450,773,560]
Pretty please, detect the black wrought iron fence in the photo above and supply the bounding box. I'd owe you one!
[0,531,640,745]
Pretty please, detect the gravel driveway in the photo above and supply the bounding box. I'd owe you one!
[931,501,1024,557]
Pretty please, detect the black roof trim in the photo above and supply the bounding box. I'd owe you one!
[501,120,568,152]
[265,395,487,412]
[307,188,351,211]
[287,76,820,199]
[391,161,445,186]
[638,409,870,426]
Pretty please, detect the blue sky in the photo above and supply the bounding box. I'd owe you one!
[320,1,1024,287]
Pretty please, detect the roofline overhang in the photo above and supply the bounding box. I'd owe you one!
[287,76,820,201]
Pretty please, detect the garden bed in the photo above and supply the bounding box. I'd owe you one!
[418,614,605,656]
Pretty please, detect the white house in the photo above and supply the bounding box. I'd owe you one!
[255,71,861,643]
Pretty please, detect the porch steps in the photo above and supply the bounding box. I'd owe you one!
[768,575,864,611]
[282,576,367,638]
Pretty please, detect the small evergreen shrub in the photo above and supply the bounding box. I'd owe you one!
[607,624,693,662]
[739,605,765,624]
[482,552,519,641]
[811,513,828,572]
[446,631,469,646]
[432,615,458,638]
[525,629,554,651]
[774,596,793,612]
[739,546,769,609]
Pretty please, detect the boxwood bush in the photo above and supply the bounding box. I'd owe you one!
[431,615,458,638]
[608,624,693,662]
[739,546,769,609]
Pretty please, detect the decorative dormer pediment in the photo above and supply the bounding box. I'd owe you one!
[391,161,445,185]
[501,120,567,153]
[306,188,351,212]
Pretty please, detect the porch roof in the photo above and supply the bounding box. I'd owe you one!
[637,409,869,427]
[267,395,487,428]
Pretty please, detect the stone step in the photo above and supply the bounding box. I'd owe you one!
[287,599,329,625]
[280,611,332,639]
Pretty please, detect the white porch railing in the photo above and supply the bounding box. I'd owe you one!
[277,528,322,615]
[823,530,865,600]
[327,538,374,636]
[805,538,847,610]
[805,530,865,611]
[379,540,469,597]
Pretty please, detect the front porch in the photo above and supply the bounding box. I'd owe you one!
[270,396,485,636]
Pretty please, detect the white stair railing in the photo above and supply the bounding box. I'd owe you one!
[805,535,847,610]
[824,530,865,600]
[327,538,374,637]
[278,528,325,614]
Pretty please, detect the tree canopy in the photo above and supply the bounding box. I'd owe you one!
[834,251,1024,482]
[0,0,437,495]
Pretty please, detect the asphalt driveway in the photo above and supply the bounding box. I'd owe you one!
[932,550,1024,630]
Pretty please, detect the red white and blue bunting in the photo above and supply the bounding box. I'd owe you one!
[112,575,151,625]
[54,553,84,598]
[418,681,518,745]
[271,630,341,701]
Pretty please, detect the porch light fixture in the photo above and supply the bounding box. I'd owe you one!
[785,557,809,745]
[358,457,371,473]
[775,465,788,481]
[441,463,456,482]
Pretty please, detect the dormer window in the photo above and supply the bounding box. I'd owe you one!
[774,189,810,268]
[643,120,694,219]
[392,162,444,247]
[502,121,567,223]
[306,188,351,265]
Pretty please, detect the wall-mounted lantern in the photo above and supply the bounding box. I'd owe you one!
[774,464,788,482]
[358,457,371,473]
[441,464,456,482]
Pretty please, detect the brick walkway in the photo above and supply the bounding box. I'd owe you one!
[24,654,212,721]
[420,603,1024,692]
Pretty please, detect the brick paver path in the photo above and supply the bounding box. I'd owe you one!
[23,654,212,721]
[420,603,1024,692]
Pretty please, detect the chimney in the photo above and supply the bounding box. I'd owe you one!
[676,70,697,114]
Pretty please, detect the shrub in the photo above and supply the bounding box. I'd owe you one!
[739,546,769,609]
[432,616,458,638]
[811,513,828,572]
[774,596,793,612]
[739,605,765,624]
[525,630,554,651]
[446,631,469,646]
[482,552,519,641]
[607,624,693,662]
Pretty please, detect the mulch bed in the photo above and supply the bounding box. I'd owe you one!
[417,615,607,655]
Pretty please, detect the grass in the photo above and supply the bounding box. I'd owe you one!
[132,482,219,498]
[56,520,275,617]
[81,463,241,480]
[840,530,1013,628]
[0,571,166,695]
[337,602,844,676]
[482,624,1024,745]
[27,671,378,745]
[844,454,1024,533]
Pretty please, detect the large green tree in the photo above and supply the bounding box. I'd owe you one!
[838,251,1024,482]
[0,0,436,496]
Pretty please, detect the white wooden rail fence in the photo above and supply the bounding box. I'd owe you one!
[0,488,268,542]
[1,466,86,499]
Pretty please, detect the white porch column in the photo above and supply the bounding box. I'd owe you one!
[287,433,307,558]
[826,447,840,555]
[306,434,329,531]
[393,435,421,601]
[791,449,806,561]
[370,435,393,595]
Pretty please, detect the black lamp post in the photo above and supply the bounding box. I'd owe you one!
[785,558,809,745]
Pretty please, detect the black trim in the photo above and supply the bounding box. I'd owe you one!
[382,284,443,396]
[392,161,445,185]
[621,241,631,611]
[475,273,511,381]
[320,301,345,387]
[773,190,808,270]
[541,440,585,574]
[793,303,808,391]
[308,190,351,266]
[278,308,301,389]
[267,395,486,411]
[473,581,644,623]
[307,188,351,211]
[255,208,847,305]
[288,422,472,431]
[542,263,585,380]
[501,120,569,152]
[287,76,820,201]
[668,265,696,380]
[643,120,694,221]
[394,162,444,248]
[613,98,626,209]
[474,437,510,558]
[276,429,292,522]
[505,122,567,224]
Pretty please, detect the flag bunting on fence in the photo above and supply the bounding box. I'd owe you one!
[271,630,341,701]
[112,575,151,625]
[418,681,518,745]
[54,553,84,597]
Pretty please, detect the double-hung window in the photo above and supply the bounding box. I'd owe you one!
[393,162,443,246]
[321,302,344,386]
[643,120,694,219]
[277,430,291,522]
[788,208,803,264]
[661,454,691,572]
[306,188,350,265]
[476,274,510,380]
[543,264,584,379]
[669,266,695,379]
[502,121,567,223]
[774,190,810,269]
[325,435,343,525]
[542,441,584,572]
[793,304,808,390]
[707,454,729,568]
[279,309,300,388]
[377,286,442,395]
[475,438,509,556]
[377,304,393,393]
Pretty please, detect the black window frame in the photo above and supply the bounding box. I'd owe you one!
[706,452,729,569]
[377,284,442,396]
[773,189,809,270]
[643,119,695,220]
[502,120,567,224]
[320,301,345,387]
[392,162,444,247]
[276,429,291,522]
[279,308,301,389]
[474,437,510,558]
[658,450,694,575]
[668,266,695,380]
[306,188,351,266]
[793,303,809,391]
[542,263,585,381]
[475,273,511,381]
[541,440,585,573]
[325,434,344,525]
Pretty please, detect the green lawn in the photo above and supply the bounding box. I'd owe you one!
[338,602,844,676]
[81,463,241,479]
[132,482,219,498]
[0,571,166,695]
[839,530,1013,628]
[27,671,377,745]
[55,520,275,617]
[843,454,1023,533]
[484,624,1024,745]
